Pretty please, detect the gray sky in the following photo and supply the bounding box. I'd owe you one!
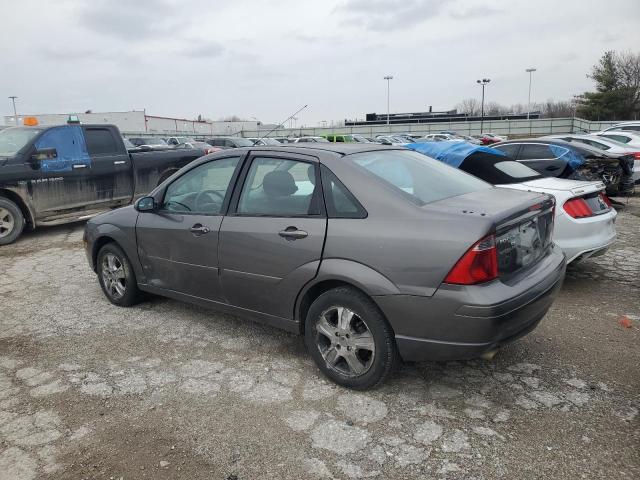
[1,0,639,126]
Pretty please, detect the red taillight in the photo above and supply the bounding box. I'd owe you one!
[632,152,640,160]
[444,235,498,285]
[563,197,594,218]
[599,192,612,208]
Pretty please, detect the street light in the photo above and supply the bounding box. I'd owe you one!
[476,78,490,133]
[8,96,18,126]
[525,68,537,120]
[384,75,393,126]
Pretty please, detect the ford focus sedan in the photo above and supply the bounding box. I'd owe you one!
[84,144,566,390]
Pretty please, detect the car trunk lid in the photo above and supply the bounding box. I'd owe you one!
[428,188,555,279]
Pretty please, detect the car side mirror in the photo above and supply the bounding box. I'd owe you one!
[135,196,156,212]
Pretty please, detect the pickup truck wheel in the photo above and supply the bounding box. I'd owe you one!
[304,286,398,390]
[97,243,143,307]
[0,198,25,246]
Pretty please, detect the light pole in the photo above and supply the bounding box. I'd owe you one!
[526,68,536,120]
[8,96,18,126]
[476,78,490,133]
[384,75,393,127]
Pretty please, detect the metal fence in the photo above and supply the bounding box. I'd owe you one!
[240,117,622,139]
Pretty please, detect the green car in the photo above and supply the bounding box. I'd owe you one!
[323,134,356,143]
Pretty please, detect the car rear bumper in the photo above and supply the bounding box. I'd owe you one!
[554,209,616,263]
[375,246,566,362]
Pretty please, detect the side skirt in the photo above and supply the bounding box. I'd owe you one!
[138,284,301,334]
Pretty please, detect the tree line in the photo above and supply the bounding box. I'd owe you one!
[456,50,640,121]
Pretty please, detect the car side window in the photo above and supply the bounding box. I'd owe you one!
[518,144,554,160]
[236,157,321,216]
[162,156,240,215]
[320,165,366,218]
[84,128,119,155]
[492,144,520,158]
[621,126,640,132]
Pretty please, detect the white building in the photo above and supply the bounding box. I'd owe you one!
[3,110,258,136]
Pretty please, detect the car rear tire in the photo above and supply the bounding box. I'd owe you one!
[304,286,398,390]
[97,243,143,307]
[0,197,25,246]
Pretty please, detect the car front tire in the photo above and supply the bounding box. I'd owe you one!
[0,197,25,246]
[97,243,143,307]
[304,286,398,390]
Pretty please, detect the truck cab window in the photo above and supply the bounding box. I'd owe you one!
[85,129,119,155]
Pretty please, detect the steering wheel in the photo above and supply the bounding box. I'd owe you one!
[194,189,224,212]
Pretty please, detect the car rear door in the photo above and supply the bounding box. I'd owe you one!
[218,152,326,319]
[135,155,244,302]
[83,126,133,206]
[515,143,568,177]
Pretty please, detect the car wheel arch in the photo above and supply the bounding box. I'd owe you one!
[92,235,118,272]
[0,188,35,229]
[296,279,393,336]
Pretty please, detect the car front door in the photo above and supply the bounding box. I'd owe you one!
[135,155,243,301]
[218,153,326,319]
[515,143,569,177]
[29,125,97,218]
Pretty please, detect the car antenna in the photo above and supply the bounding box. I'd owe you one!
[253,104,308,145]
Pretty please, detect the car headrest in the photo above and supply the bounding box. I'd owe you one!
[307,164,316,185]
[263,170,298,197]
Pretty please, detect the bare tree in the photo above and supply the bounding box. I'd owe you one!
[455,98,480,116]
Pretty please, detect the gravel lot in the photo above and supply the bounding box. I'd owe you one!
[1,198,638,480]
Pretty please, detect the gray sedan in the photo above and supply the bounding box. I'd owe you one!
[84,144,565,389]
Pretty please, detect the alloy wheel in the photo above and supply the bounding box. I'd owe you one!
[315,306,376,377]
[101,253,126,299]
[0,207,15,238]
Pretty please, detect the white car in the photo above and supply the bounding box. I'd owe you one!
[503,177,616,263]
[597,130,640,148]
[289,136,329,143]
[597,121,640,134]
[545,134,640,183]
[596,131,640,182]
[417,133,465,142]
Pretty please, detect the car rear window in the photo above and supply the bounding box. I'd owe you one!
[347,150,491,206]
[494,161,541,179]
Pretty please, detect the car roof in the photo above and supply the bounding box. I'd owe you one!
[206,143,405,158]
[496,137,621,157]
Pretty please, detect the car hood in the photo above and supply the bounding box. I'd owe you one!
[521,177,605,195]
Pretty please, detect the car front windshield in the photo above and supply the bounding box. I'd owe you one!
[348,150,491,206]
[233,138,254,147]
[256,138,281,145]
[0,127,43,156]
[146,138,168,145]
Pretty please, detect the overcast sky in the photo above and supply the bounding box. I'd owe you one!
[1,0,639,126]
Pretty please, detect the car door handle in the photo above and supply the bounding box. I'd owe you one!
[189,224,210,235]
[546,165,560,171]
[114,160,127,165]
[278,227,308,240]
[72,164,88,169]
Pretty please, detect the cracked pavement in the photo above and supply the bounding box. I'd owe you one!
[0,198,638,479]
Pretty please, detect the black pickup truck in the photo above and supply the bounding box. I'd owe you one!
[0,124,205,245]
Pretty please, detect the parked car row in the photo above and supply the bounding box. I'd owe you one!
[407,141,617,264]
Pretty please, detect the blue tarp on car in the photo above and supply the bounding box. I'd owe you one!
[548,144,585,171]
[405,141,506,168]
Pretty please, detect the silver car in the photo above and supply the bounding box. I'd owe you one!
[84,144,565,389]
